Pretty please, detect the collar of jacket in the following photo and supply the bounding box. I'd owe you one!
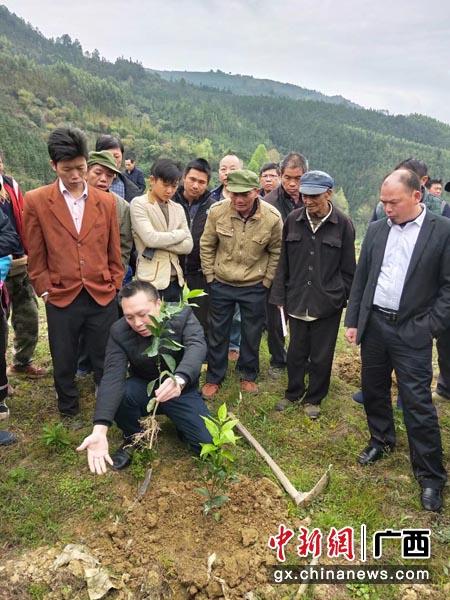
[174,186,211,207]
[295,204,338,224]
[229,196,262,221]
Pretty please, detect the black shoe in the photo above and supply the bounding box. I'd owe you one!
[111,447,133,470]
[358,444,393,465]
[421,487,443,512]
[0,430,17,446]
[60,414,85,431]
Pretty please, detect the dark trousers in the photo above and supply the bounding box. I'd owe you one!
[45,289,118,416]
[160,280,182,303]
[286,311,342,404]
[436,327,450,399]
[266,300,287,368]
[206,281,267,383]
[361,311,446,489]
[0,313,7,403]
[186,271,209,334]
[114,376,212,454]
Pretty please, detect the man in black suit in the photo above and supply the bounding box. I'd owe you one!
[345,168,450,512]
[77,280,211,473]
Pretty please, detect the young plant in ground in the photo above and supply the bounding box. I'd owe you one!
[134,285,206,451]
[195,403,239,519]
[41,422,71,451]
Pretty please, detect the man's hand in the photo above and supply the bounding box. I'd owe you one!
[154,377,182,403]
[76,424,112,475]
[345,327,358,345]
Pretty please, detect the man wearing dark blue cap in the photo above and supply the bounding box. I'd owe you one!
[270,170,356,418]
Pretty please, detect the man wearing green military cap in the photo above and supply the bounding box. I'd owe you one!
[200,169,282,399]
[86,151,132,272]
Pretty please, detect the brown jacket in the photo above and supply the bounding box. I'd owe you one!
[200,198,282,287]
[24,181,123,308]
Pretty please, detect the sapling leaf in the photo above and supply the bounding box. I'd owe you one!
[200,443,216,457]
[147,397,156,412]
[161,353,176,372]
[203,419,220,440]
[221,450,235,462]
[159,338,184,351]
[144,337,159,357]
[186,289,208,299]
[221,419,239,432]
[147,379,157,398]
[221,429,238,444]
[195,487,210,497]
[210,495,229,508]
[159,370,176,381]
[217,403,227,422]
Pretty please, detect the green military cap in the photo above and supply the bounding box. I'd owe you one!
[227,169,260,193]
[87,151,121,175]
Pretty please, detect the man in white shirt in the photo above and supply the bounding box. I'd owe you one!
[23,128,123,427]
[345,169,450,512]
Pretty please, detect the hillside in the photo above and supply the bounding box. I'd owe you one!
[1,5,450,231]
[153,69,361,109]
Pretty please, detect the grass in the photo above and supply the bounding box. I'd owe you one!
[1,303,449,599]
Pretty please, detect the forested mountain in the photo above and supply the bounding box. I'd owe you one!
[1,5,449,232]
[153,69,361,109]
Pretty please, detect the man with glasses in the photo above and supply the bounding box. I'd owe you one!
[259,162,281,197]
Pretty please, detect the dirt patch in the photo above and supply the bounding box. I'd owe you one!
[332,353,361,387]
[0,459,297,599]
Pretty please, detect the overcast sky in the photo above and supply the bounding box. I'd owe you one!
[6,0,450,124]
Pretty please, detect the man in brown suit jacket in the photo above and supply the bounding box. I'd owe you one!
[24,128,123,424]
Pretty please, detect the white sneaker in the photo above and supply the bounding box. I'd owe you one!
[0,401,10,420]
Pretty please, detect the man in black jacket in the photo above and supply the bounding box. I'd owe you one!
[270,171,355,418]
[264,152,308,374]
[173,158,215,332]
[345,169,450,512]
[124,152,146,194]
[77,280,211,473]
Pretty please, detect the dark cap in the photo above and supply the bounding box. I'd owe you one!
[445,181,450,193]
[300,170,334,195]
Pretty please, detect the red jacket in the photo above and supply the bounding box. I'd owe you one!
[24,181,124,308]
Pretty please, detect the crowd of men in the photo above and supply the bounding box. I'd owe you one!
[0,127,449,513]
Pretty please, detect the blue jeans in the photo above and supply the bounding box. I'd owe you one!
[114,377,212,454]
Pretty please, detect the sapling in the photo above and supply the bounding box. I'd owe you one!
[133,285,206,452]
[195,403,240,518]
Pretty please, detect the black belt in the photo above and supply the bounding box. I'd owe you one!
[373,305,398,322]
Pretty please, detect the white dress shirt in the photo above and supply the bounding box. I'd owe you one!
[373,205,426,311]
[59,179,88,234]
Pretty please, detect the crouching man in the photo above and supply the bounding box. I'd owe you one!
[77,280,212,473]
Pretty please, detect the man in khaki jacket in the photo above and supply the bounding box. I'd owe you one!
[200,169,282,398]
[130,159,193,302]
